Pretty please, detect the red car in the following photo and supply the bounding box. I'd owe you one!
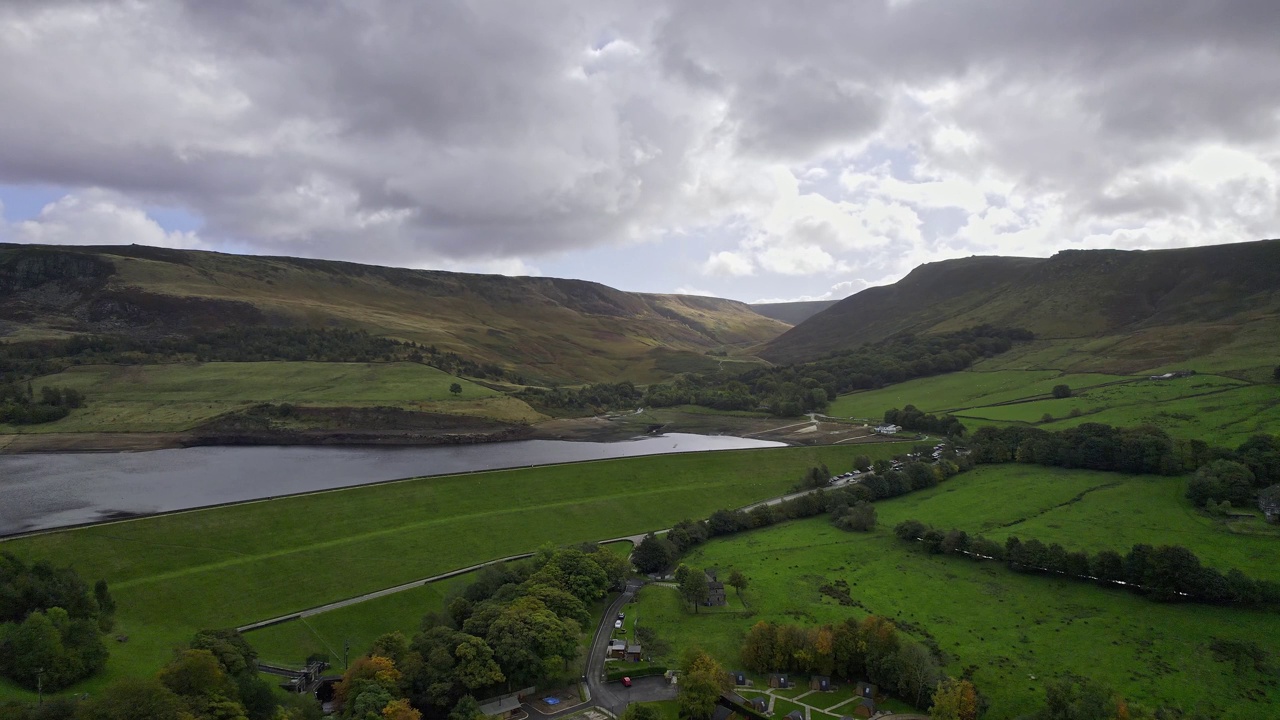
[622,677,632,687]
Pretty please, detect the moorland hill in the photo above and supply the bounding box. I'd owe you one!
[763,239,1280,377]
[0,244,788,383]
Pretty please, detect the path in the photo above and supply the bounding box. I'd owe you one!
[739,685,929,720]
[238,474,871,634]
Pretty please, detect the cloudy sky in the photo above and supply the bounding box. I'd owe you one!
[2,1,1278,302]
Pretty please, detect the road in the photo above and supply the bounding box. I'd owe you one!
[528,579,676,719]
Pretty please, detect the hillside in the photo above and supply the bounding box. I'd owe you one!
[762,240,1280,378]
[748,299,837,325]
[0,244,788,383]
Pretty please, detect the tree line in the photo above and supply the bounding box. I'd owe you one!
[1,628,323,720]
[0,553,114,692]
[518,326,1032,417]
[325,544,628,720]
[0,382,86,425]
[892,520,1280,606]
[882,405,966,436]
[968,423,1280,511]
[632,451,974,574]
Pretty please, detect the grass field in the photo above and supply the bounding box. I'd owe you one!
[0,446,909,700]
[633,466,1280,719]
[827,369,1275,446]
[0,361,547,433]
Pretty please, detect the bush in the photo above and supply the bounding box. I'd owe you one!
[1052,384,1072,399]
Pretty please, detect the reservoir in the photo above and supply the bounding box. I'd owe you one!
[0,433,785,536]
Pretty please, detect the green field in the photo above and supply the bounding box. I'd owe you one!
[827,369,1276,446]
[633,466,1280,719]
[0,361,544,433]
[0,446,910,700]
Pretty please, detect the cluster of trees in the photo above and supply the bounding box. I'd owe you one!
[633,454,974,574]
[0,382,85,425]
[631,482,885,574]
[968,422,1190,475]
[641,326,1033,417]
[0,553,114,691]
[324,545,627,719]
[1,629,322,720]
[893,520,1280,606]
[883,406,966,436]
[968,424,1280,510]
[516,382,643,414]
[739,617,948,710]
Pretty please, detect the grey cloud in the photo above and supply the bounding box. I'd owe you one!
[0,0,1277,277]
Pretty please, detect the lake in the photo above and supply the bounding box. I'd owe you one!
[0,433,784,535]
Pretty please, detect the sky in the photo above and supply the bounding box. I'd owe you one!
[1,1,1278,303]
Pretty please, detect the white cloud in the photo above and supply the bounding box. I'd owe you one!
[702,250,755,276]
[673,286,717,296]
[3,190,206,249]
[1,0,1278,301]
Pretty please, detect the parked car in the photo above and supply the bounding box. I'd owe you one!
[614,619,623,629]
[617,612,625,620]
[622,677,632,687]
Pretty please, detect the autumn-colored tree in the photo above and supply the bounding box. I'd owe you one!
[740,621,777,674]
[811,626,835,676]
[335,655,401,706]
[930,677,979,720]
[383,697,423,720]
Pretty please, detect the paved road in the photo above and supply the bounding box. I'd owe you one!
[526,579,675,719]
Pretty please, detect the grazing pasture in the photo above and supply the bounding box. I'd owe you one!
[633,465,1280,719]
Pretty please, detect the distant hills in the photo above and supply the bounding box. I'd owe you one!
[748,299,837,325]
[6,240,1277,386]
[762,240,1280,379]
[0,244,788,383]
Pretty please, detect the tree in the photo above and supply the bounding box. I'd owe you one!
[632,534,675,574]
[449,383,463,396]
[895,641,942,708]
[382,698,423,720]
[1038,675,1121,720]
[1186,460,1255,507]
[452,635,504,690]
[76,677,186,720]
[679,567,710,613]
[678,649,730,720]
[853,455,872,472]
[726,570,749,600]
[930,677,979,720]
[740,622,776,673]
[1052,384,1072,399]
[621,704,661,720]
[449,695,482,720]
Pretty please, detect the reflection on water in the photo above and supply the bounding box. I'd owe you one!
[0,433,784,535]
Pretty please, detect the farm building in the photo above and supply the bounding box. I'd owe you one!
[873,424,901,435]
[785,711,804,720]
[626,644,644,661]
[810,675,831,691]
[1260,485,1280,523]
[477,692,524,720]
[855,681,877,699]
[729,670,748,686]
[768,673,791,688]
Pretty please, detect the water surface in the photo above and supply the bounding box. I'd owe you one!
[0,433,784,535]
